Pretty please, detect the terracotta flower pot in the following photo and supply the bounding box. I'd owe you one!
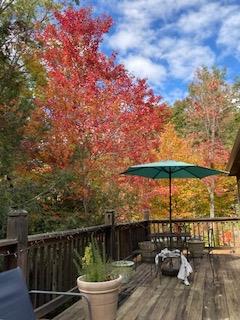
[77,275,122,320]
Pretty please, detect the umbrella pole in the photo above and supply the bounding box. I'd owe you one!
[169,172,172,234]
[169,172,173,249]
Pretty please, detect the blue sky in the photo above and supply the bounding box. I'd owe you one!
[80,0,240,105]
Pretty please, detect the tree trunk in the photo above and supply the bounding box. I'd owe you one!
[207,179,215,218]
[209,189,215,218]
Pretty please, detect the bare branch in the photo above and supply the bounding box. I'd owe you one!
[0,0,15,15]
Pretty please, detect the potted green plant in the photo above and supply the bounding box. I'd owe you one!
[74,239,122,320]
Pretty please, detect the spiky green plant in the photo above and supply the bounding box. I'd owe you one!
[74,238,113,282]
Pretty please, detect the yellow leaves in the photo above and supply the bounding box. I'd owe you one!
[157,123,199,164]
[31,164,52,174]
[23,53,47,88]
[149,123,211,219]
[82,244,93,268]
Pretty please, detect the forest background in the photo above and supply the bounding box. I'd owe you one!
[1,0,240,238]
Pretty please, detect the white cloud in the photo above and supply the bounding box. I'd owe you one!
[107,0,209,52]
[107,25,155,53]
[106,0,217,84]
[108,29,141,52]
[217,12,240,58]
[176,2,237,39]
[91,0,240,101]
[122,55,166,84]
[118,0,207,22]
[159,39,216,80]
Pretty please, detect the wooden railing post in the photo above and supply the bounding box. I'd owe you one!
[143,208,150,221]
[143,209,150,240]
[7,208,28,277]
[105,210,116,260]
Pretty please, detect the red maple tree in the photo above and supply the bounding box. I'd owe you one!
[24,7,169,219]
[30,8,169,166]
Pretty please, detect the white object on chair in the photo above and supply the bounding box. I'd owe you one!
[177,253,193,285]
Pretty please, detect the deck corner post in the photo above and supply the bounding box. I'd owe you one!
[7,208,28,277]
[143,208,150,221]
[105,209,115,225]
[143,209,150,241]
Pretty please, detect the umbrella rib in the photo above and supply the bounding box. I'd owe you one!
[152,167,169,179]
[167,166,203,179]
[183,167,204,179]
[123,166,159,174]
[123,166,170,177]
[163,167,193,176]
[171,167,185,174]
[123,167,158,173]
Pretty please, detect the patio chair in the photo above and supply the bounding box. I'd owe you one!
[0,267,92,320]
[187,230,216,282]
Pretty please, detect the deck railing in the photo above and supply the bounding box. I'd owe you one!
[0,209,240,317]
[149,217,240,248]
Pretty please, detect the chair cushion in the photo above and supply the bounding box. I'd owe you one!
[0,267,36,320]
[161,257,181,276]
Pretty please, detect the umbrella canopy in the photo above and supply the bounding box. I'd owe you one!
[122,160,227,232]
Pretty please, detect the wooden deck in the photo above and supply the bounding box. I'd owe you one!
[52,250,240,320]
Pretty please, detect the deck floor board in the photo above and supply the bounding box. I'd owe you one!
[51,251,240,320]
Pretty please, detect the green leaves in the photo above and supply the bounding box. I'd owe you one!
[74,238,112,282]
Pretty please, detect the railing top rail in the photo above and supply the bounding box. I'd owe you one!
[149,217,240,223]
[28,224,110,242]
[27,221,147,243]
[115,221,147,227]
[0,239,17,248]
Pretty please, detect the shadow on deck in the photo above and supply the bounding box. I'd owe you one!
[52,250,240,320]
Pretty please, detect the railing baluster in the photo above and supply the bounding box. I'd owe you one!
[57,241,62,290]
[232,222,236,247]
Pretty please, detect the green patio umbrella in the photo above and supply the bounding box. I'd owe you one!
[122,160,227,233]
